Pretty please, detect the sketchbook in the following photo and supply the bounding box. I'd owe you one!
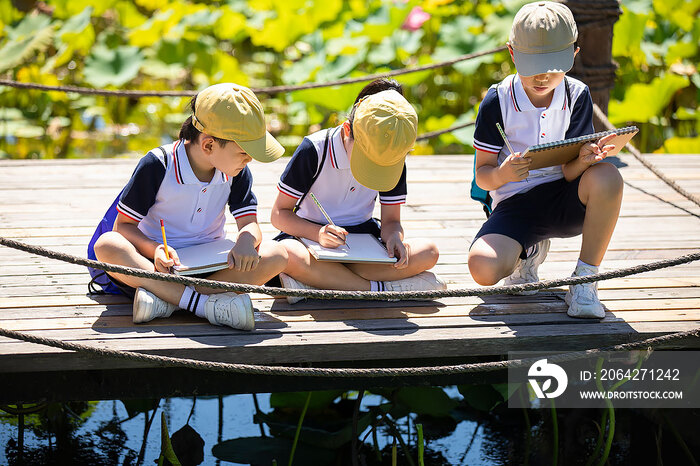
[299,233,398,264]
[173,238,235,276]
[523,126,638,170]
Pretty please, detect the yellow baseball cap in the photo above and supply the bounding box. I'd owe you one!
[509,1,578,77]
[192,83,284,162]
[350,90,417,192]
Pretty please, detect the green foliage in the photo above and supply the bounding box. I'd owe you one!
[0,0,697,158]
[610,0,700,153]
[212,437,336,465]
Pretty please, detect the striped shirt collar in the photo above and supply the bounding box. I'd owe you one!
[172,139,230,185]
[510,74,568,113]
[327,126,350,170]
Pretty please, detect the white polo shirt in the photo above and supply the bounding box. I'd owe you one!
[473,74,595,208]
[276,126,407,227]
[115,140,257,249]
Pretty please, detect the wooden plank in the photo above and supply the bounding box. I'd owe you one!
[0,321,697,372]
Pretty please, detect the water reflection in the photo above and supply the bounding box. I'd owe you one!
[1,388,698,465]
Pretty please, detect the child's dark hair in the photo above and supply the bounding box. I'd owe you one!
[347,78,404,139]
[179,96,229,146]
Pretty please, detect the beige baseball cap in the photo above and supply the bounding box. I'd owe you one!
[192,83,284,162]
[350,90,417,192]
[509,1,578,77]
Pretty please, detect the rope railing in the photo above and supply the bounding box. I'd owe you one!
[0,46,506,98]
[0,324,696,377]
[592,104,700,209]
[1,236,699,300]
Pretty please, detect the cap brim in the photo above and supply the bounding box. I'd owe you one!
[237,131,284,163]
[512,44,575,77]
[350,144,405,192]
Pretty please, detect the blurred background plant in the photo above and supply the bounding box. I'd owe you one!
[0,0,697,160]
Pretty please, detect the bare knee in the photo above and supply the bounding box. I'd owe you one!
[93,231,130,262]
[409,240,440,270]
[260,241,289,272]
[280,239,312,274]
[468,253,504,286]
[583,162,623,198]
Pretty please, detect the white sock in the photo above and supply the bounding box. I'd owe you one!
[576,259,599,274]
[178,286,210,318]
[370,281,385,291]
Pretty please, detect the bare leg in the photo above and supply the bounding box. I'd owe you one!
[94,231,185,305]
[197,240,288,294]
[578,162,623,266]
[280,239,371,290]
[467,233,523,286]
[346,239,439,281]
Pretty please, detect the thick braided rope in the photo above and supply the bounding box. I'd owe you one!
[593,104,700,208]
[1,236,699,300]
[0,46,506,98]
[0,325,696,377]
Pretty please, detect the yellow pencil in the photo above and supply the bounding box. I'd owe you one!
[160,219,171,261]
[309,192,349,249]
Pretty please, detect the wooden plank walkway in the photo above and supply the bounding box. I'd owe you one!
[0,153,699,384]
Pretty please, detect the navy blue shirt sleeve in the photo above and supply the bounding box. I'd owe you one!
[228,166,258,219]
[379,164,407,204]
[473,87,505,154]
[277,138,319,200]
[116,152,166,222]
[566,86,595,138]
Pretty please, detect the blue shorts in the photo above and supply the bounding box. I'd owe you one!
[472,177,586,259]
[273,218,382,242]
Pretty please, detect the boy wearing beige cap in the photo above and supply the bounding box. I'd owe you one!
[90,83,288,330]
[468,2,623,319]
[271,79,444,302]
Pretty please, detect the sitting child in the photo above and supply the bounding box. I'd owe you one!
[467,2,623,319]
[270,78,445,302]
[91,83,288,329]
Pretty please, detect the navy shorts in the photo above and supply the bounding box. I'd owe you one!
[273,218,382,242]
[472,177,586,258]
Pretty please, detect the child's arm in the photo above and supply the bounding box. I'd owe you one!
[229,215,262,272]
[562,133,617,181]
[380,204,408,268]
[474,149,531,190]
[271,192,348,248]
[114,213,179,273]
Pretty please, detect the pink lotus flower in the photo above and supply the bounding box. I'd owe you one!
[402,6,430,31]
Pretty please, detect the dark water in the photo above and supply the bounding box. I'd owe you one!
[1,387,698,465]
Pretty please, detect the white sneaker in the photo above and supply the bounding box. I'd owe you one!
[279,273,315,304]
[504,239,551,295]
[565,263,605,319]
[133,287,177,324]
[204,293,255,330]
[383,271,447,298]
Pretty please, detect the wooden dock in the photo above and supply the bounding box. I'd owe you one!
[1,153,699,400]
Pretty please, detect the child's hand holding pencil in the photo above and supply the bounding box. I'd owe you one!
[496,122,531,182]
[156,219,180,273]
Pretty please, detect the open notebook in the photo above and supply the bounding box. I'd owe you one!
[299,233,398,264]
[173,238,235,276]
[523,126,638,169]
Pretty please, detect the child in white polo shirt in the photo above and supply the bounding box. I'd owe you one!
[91,83,288,329]
[271,79,445,302]
[468,1,622,319]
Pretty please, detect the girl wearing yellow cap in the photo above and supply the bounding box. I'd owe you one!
[271,79,445,303]
[89,83,288,329]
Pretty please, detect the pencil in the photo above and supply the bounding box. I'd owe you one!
[496,122,517,156]
[160,219,171,261]
[309,192,349,249]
